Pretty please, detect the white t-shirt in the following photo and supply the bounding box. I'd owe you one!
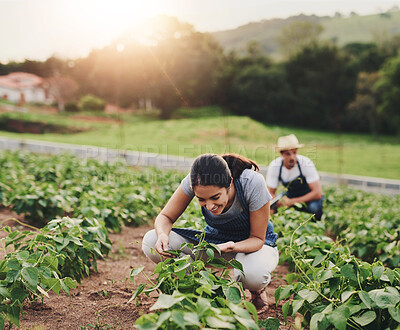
[266,154,319,189]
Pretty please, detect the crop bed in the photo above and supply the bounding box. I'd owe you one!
[0,213,290,329]
[0,151,399,329]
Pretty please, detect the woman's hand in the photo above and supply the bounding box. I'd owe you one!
[155,233,173,258]
[217,241,235,253]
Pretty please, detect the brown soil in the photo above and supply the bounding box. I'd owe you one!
[71,115,122,124]
[0,210,293,329]
[0,118,86,134]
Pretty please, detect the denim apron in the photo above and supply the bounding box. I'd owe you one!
[172,178,278,247]
[278,158,311,198]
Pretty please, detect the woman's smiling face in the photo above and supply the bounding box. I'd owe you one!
[193,185,231,215]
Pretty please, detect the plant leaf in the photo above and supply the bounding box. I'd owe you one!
[170,311,185,328]
[298,289,319,303]
[388,306,400,322]
[326,305,350,330]
[278,285,293,301]
[0,287,11,299]
[128,283,146,303]
[206,316,236,329]
[340,264,357,282]
[310,312,324,330]
[150,293,185,310]
[21,266,39,290]
[372,266,384,280]
[341,290,356,303]
[373,291,399,308]
[10,287,28,302]
[352,311,376,326]
[292,299,305,315]
[182,312,200,327]
[224,287,241,304]
[358,291,373,309]
[282,300,291,322]
[235,315,259,329]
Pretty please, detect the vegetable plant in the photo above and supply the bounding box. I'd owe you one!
[131,237,264,329]
[0,216,112,328]
[275,218,400,329]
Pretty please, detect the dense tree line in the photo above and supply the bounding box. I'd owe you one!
[1,16,399,136]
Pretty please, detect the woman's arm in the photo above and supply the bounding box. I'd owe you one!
[154,185,193,257]
[218,202,269,254]
[267,187,277,198]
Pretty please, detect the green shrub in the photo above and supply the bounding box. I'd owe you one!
[65,102,80,112]
[80,94,106,112]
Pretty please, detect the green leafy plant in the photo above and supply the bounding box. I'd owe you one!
[275,219,400,330]
[131,238,262,329]
[0,216,112,328]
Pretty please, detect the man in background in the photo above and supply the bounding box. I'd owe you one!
[266,134,324,220]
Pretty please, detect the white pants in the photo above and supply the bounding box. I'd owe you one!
[142,229,279,291]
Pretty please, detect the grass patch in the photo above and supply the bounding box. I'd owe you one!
[0,99,16,105]
[0,107,399,179]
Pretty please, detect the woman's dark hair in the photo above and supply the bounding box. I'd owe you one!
[190,153,259,189]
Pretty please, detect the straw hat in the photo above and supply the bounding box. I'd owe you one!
[276,134,304,151]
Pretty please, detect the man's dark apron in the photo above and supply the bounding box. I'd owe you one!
[278,158,310,198]
[172,178,278,247]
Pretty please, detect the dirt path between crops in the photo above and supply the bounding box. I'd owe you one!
[0,209,293,330]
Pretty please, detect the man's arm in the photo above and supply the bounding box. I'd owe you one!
[283,180,322,206]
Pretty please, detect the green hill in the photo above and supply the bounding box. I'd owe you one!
[211,11,400,58]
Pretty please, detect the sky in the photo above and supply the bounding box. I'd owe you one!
[1,0,400,63]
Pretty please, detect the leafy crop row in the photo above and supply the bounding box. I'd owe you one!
[131,239,278,329]
[1,151,397,265]
[0,217,111,328]
[0,151,184,231]
[273,188,400,269]
[273,209,400,329]
[323,188,400,268]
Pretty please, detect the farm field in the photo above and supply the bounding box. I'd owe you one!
[0,212,153,329]
[0,107,399,179]
[0,151,399,329]
[0,214,290,329]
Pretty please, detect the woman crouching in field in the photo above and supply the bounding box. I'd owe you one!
[142,153,279,309]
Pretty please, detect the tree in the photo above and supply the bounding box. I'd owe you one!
[375,54,400,136]
[216,40,293,124]
[342,42,386,73]
[48,75,78,112]
[276,21,324,58]
[228,64,292,123]
[285,43,358,130]
[147,16,224,118]
[73,16,223,118]
[42,57,69,77]
[346,72,381,138]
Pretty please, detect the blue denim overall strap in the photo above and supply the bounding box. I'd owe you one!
[171,178,278,247]
[278,158,311,198]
